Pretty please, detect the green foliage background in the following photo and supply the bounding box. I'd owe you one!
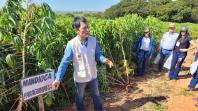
[103,0,198,23]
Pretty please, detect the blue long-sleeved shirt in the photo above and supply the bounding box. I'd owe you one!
[55,40,106,81]
[131,36,155,57]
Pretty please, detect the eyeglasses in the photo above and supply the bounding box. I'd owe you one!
[168,27,175,29]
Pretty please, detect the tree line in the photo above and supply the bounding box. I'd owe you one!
[102,0,198,23]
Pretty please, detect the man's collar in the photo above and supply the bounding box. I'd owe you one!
[77,35,88,46]
[168,32,175,35]
[77,35,88,42]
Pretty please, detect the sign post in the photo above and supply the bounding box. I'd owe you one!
[20,70,55,101]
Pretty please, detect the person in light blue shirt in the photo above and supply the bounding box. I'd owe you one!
[52,16,113,111]
[158,23,179,72]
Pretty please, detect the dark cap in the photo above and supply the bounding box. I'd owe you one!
[180,26,188,32]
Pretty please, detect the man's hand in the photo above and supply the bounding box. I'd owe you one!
[52,80,60,90]
[143,48,148,51]
[179,49,188,52]
[104,59,113,68]
[149,56,152,61]
[158,48,161,53]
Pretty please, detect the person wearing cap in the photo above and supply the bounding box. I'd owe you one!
[52,16,113,111]
[131,27,155,76]
[158,23,179,72]
[169,26,197,80]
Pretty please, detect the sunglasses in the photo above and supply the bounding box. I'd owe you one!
[144,32,149,33]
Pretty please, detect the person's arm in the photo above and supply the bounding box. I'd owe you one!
[55,43,73,81]
[158,34,165,51]
[131,38,140,53]
[159,40,162,50]
[95,41,106,63]
[52,43,73,90]
[95,41,113,68]
[180,40,197,52]
[149,38,155,60]
[188,40,197,51]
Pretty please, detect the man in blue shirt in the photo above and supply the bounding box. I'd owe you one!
[158,23,178,72]
[52,17,113,111]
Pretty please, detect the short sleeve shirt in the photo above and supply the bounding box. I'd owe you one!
[175,36,191,50]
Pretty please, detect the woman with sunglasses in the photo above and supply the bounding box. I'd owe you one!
[169,27,196,80]
[132,27,155,76]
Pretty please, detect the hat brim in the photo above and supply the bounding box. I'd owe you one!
[168,26,175,28]
[181,30,187,32]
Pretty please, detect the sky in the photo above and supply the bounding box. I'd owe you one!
[0,0,120,12]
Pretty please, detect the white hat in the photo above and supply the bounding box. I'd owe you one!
[144,27,150,32]
[168,23,175,28]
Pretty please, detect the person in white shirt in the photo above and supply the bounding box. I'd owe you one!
[158,23,179,72]
[131,28,155,76]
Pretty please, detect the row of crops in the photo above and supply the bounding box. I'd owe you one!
[0,0,198,110]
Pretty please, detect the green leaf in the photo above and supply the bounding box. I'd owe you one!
[5,54,16,68]
[44,92,54,107]
[8,15,16,26]
[33,24,42,33]
[13,35,22,51]
[0,32,3,41]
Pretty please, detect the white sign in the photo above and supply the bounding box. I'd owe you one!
[20,70,55,101]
